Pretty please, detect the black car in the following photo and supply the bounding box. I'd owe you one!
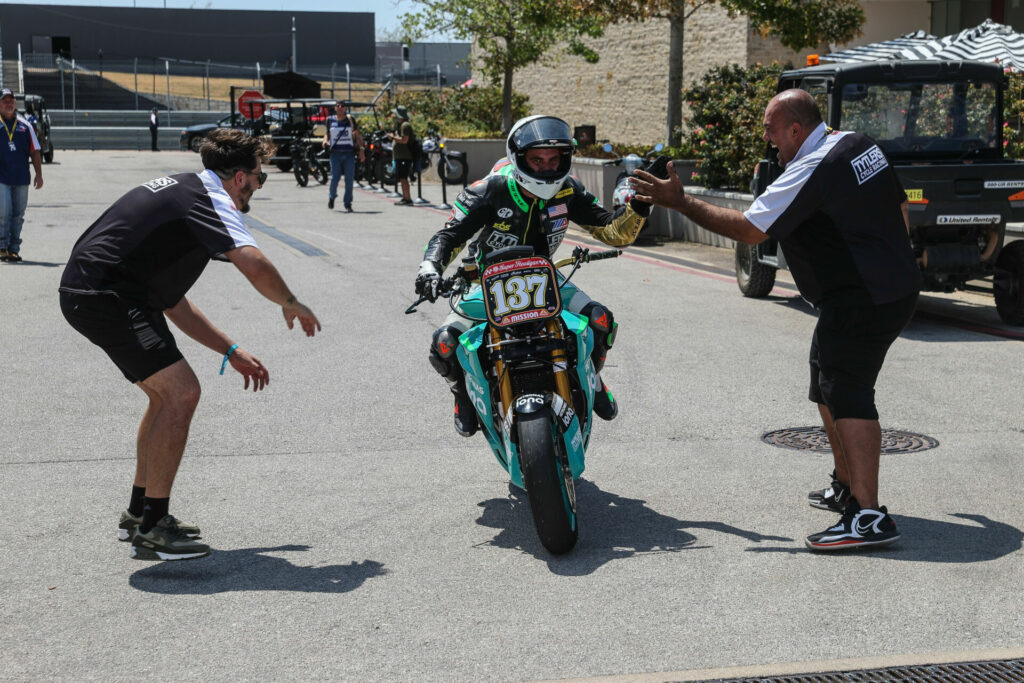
[16,95,54,163]
[179,110,289,153]
[180,113,239,152]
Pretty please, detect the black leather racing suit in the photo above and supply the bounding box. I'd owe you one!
[423,169,650,427]
[422,172,648,269]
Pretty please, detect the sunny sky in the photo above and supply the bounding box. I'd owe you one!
[3,1,456,40]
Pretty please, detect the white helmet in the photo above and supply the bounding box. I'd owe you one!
[506,115,574,200]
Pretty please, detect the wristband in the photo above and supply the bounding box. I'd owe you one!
[219,343,239,375]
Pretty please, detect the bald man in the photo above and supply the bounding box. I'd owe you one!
[632,89,921,551]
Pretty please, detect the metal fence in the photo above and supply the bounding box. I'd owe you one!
[17,53,459,113]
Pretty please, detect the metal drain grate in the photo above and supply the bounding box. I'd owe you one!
[706,657,1024,682]
[762,426,939,454]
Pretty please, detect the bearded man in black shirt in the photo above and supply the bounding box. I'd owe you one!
[59,128,321,561]
[632,89,920,552]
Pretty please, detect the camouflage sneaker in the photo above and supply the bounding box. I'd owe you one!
[118,510,201,541]
[130,516,211,561]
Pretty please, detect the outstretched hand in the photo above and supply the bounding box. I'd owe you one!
[630,161,687,213]
[228,347,270,391]
[283,301,322,337]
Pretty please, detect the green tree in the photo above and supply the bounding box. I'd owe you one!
[400,0,607,134]
[581,0,865,145]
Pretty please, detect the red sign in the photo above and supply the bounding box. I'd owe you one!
[237,90,265,120]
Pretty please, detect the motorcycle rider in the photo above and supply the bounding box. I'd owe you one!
[415,115,656,436]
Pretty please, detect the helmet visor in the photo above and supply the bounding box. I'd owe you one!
[510,117,573,151]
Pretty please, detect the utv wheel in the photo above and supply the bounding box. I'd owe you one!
[994,240,1024,326]
[735,242,776,298]
[517,411,578,554]
[293,160,309,187]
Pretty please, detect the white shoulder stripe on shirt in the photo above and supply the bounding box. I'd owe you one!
[743,130,852,233]
[198,169,259,250]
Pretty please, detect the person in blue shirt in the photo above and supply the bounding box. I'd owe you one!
[0,88,44,262]
[322,100,365,212]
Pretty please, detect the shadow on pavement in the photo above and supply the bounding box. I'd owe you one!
[476,480,792,575]
[129,544,387,594]
[745,512,1022,561]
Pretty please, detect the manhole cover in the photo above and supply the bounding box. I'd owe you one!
[710,657,1024,682]
[762,426,939,454]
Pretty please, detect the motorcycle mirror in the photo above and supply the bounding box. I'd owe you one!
[654,143,664,152]
[602,143,613,153]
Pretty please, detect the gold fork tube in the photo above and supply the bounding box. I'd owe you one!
[490,326,513,417]
[546,319,573,406]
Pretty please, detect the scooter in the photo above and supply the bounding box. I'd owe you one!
[603,143,665,210]
[406,246,622,554]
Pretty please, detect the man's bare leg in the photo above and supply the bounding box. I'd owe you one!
[817,403,849,485]
[833,417,882,508]
[135,359,201,499]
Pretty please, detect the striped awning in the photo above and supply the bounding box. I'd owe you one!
[824,19,1024,71]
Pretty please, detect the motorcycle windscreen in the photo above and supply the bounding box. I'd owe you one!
[481,257,562,328]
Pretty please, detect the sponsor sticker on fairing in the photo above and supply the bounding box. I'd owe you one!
[850,145,888,185]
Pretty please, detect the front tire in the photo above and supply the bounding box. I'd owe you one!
[517,411,578,554]
[994,240,1024,325]
[440,156,468,185]
[735,242,776,298]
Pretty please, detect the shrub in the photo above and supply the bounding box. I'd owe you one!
[683,62,787,189]
[392,85,531,138]
[1005,70,1024,160]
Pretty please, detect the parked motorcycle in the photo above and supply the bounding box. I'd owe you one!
[406,245,622,554]
[603,143,665,210]
[421,128,468,186]
[290,138,329,187]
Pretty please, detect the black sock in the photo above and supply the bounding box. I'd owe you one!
[140,497,170,534]
[128,485,146,517]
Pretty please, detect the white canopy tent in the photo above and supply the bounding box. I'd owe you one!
[824,19,1024,71]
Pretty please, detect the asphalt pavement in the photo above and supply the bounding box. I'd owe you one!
[1,151,1022,682]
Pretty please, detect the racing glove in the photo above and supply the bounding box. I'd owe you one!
[415,260,442,302]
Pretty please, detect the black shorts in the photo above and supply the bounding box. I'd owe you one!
[394,159,412,180]
[60,291,183,383]
[808,292,918,420]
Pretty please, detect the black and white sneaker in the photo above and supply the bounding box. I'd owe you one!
[805,498,901,551]
[808,470,850,513]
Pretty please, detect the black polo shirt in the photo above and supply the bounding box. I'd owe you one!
[744,124,921,305]
[59,169,258,310]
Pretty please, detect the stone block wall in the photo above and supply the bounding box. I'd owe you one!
[478,6,820,144]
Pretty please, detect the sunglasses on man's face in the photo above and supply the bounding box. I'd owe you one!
[236,169,268,186]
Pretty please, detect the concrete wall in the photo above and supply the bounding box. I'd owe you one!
[832,1,932,49]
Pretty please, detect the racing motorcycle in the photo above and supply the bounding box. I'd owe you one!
[406,245,621,554]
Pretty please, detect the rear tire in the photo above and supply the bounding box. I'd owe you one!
[735,242,776,298]
[994,240,1024,325]
[293,157,310,187]
[517,411,578,554]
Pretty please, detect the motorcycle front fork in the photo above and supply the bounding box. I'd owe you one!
[489,319,574,420]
